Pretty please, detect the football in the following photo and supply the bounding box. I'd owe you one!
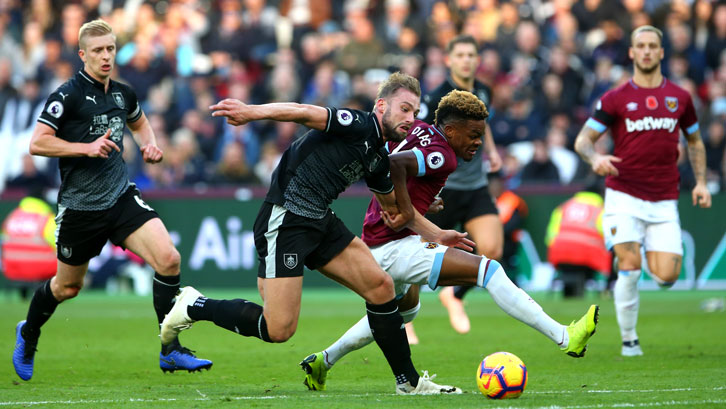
[476,351,528,399]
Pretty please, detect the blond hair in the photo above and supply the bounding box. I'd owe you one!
[78,19,115,50]
[376,71,421,100]
[631,25,663,46]
[434,90,489,126]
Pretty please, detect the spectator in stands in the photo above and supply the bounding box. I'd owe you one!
[521,139,561,184]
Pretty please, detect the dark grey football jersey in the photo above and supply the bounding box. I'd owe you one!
[265,108,393,219]
[37,70,142,211]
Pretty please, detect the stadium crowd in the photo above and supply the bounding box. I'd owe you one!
[0,0,725,194]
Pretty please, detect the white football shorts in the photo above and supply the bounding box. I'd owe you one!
[603,188,682,255]
[369,235,449,298]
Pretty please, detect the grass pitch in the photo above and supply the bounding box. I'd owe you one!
[1,287,725,408]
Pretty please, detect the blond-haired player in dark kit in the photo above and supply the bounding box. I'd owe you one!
[13,19,211,381]
[575,25,711,357]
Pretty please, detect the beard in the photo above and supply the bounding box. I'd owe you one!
[635,60,660,75]
[381,108,406,142]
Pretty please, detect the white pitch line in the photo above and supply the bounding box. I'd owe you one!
[0,388,724,408]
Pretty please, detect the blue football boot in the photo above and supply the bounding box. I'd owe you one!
[13,321,38,381]
[160,345,213,373]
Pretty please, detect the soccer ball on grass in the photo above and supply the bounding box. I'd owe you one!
[476,351,527,399]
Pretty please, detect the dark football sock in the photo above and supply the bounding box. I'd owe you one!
[453,285,474,300]
[366,299,419,386]
[187,298,271,342]
[23,280,59,339]
[152,273,180,325]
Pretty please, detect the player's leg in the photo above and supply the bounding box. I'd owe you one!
[318,237,459,394]
[13,206,109,380]
[612,241,644,356]
[14,260,88,380]
[643,220,684,287]
[402,285,420,345]
[437,248,598,357]
[302,285,421,391]
[115,188,212,372]
[441,196,503,333]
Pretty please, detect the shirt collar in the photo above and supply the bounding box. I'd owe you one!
[370,111,383,146]
[78,70,108,91]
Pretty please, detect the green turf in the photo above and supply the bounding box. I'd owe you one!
[1,288,725,408]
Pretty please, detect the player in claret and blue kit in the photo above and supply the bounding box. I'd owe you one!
[575,25,711,357]
[300,90,599,391]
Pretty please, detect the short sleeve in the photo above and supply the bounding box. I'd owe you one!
[37,87,74,132]
[412,141,455,178]
[325,108,370,139]
[364,148,394,194]
[124,87,142,123]
[587,91,617,132]
[679,93,699,135]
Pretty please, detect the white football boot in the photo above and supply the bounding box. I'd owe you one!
[160,286,203,345]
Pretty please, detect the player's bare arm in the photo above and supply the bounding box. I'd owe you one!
[483,126,501,172]
[383,151,419,230]
[30,122,120,159]
[684,129,712,208]
[210,99,329,130]
[574,125,621,176]
[127,112,162,164]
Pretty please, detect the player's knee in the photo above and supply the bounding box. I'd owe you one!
[56,285,82,301]
[481,246,503,261]
[266,325,296,343]
[366,272,394,303]
[157,247,181,276]
[617,258,641,271]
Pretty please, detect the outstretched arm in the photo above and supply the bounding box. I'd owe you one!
[127,113,162,163]
[29,122,120,158]
[210,99,329,130]
[574,125,621,176]
[684,129,712,208]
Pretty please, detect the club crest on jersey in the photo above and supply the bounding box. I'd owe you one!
[665,96,678,112]
[426,152,445,169]
[611,227,617,236]
[424,242,439,249]
[112,92,125,109]
[337,110,354,126]
[60,245,72,259]
[47,101,64,118]
[645,95,658,110]
[283,253,298,269]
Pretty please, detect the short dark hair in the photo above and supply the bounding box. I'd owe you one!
[446,34,478,54]
[435,90,489,126]
[376,71,421,100]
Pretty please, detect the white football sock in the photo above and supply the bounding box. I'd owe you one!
[614,269,641,342]
[481,259,568,347]
[323,303,420,369]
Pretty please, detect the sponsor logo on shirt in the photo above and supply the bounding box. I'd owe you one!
[625,117,678,133]
[626,102,638,111]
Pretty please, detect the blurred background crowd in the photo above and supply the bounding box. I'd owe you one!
[0,0,725,196]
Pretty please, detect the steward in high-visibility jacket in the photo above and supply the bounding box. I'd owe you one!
[545,191,611,274]
[1,196,57,281]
